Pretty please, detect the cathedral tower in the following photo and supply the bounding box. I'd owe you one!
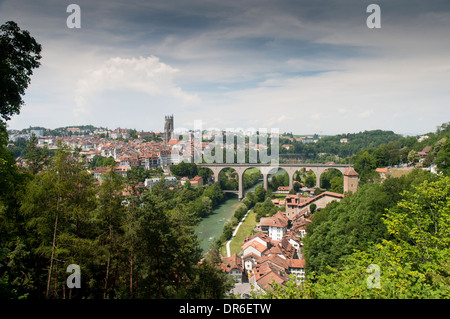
[163,115,174,144]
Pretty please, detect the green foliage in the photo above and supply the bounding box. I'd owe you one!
[260,172,449,299]
[170,161,198,178]
[89,155,115,169]
[0,21,42,123]
[353,151,377,184]
[269,172,289,191]
[254,185,267,202]
[254,198,278,222]
[320,168,343,193]
[304,174,316,188]
[1,143,232,299]
[24,134,50,174]
[189,242,234,298]
[435,138,450,175]
[304,183,391,274]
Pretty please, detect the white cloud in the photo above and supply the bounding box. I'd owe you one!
[358,109,374,119]
[74,56,199,116]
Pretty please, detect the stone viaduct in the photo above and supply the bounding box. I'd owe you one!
[197,163,358,200]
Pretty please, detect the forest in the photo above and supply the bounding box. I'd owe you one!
[1,139,235,299]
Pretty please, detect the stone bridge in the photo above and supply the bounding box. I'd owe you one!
[197,163,357,200]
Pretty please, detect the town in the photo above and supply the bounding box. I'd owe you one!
[7,115,444,298]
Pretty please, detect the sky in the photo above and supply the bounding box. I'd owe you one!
[1,0,450,135]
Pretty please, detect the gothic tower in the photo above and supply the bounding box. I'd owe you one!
[164,115,174,144]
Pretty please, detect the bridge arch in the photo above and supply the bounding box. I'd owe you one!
[319,168,345,193]
[197,164,357,200]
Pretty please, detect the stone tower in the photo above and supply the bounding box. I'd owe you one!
[163,115,174,144]
[343,167,359,193]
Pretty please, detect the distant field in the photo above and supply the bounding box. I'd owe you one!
[389,168,413,178]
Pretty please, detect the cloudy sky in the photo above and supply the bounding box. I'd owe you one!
[1,0,450,135]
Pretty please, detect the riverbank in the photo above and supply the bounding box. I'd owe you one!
[195,168,286,254]
[223,209,257,257]
[195,193,241,253]
[195,170,264,253]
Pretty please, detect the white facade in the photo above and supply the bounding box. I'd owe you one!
[268,225,286,241]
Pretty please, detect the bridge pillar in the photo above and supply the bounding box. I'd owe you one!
[310,167,327,189]
[233,167,249,201]
[257,166,277,192]
[283,167,298,191]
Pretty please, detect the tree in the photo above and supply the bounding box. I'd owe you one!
[353,150,377,183]
[310,175,450,298]
[190,242,234,298]
[20,142,97,298]
[303,183,391,274]
[0,21,42,123]
[407,150,420,165]
[305,174,316,188]
[96,166,125,298]
[254,185,266,202]
[435,138,450,175]
[24,134,50,175]
[262,174,450,299]
[136,191,202,298]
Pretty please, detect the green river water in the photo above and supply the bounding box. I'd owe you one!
[195,169,283,253]
[195,182,261,253]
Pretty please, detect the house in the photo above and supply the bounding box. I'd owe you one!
[271,199,286,207]
[190,176,203,187]
[242,253,261,275]
[90,166,110,181]
[276,186,290,194]
[251,262,289,291]
[418,146,432,161]
[220,254,244,283]
[376,167,389,179]
[241,240,268,258]
[287,259,306,283]
[223,214,309,293]
[180,177,189,185]
[285,192,345,220]
[259,212,289,241]
[292,217,312,240]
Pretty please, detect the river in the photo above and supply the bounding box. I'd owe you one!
[195,169,283,253]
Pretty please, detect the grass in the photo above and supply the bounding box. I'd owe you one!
[389,168,413,178]
[220,210,258,257]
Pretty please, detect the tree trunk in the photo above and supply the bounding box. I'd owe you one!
[104,252,110,299]
[103,223,112,299]
[129,252,133,298]
[46,210,58,298]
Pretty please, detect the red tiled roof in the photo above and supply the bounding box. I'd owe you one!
[288,259,305,269]
[260,212,289,228]
[344,167,359,176]
[221,254,243,273]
